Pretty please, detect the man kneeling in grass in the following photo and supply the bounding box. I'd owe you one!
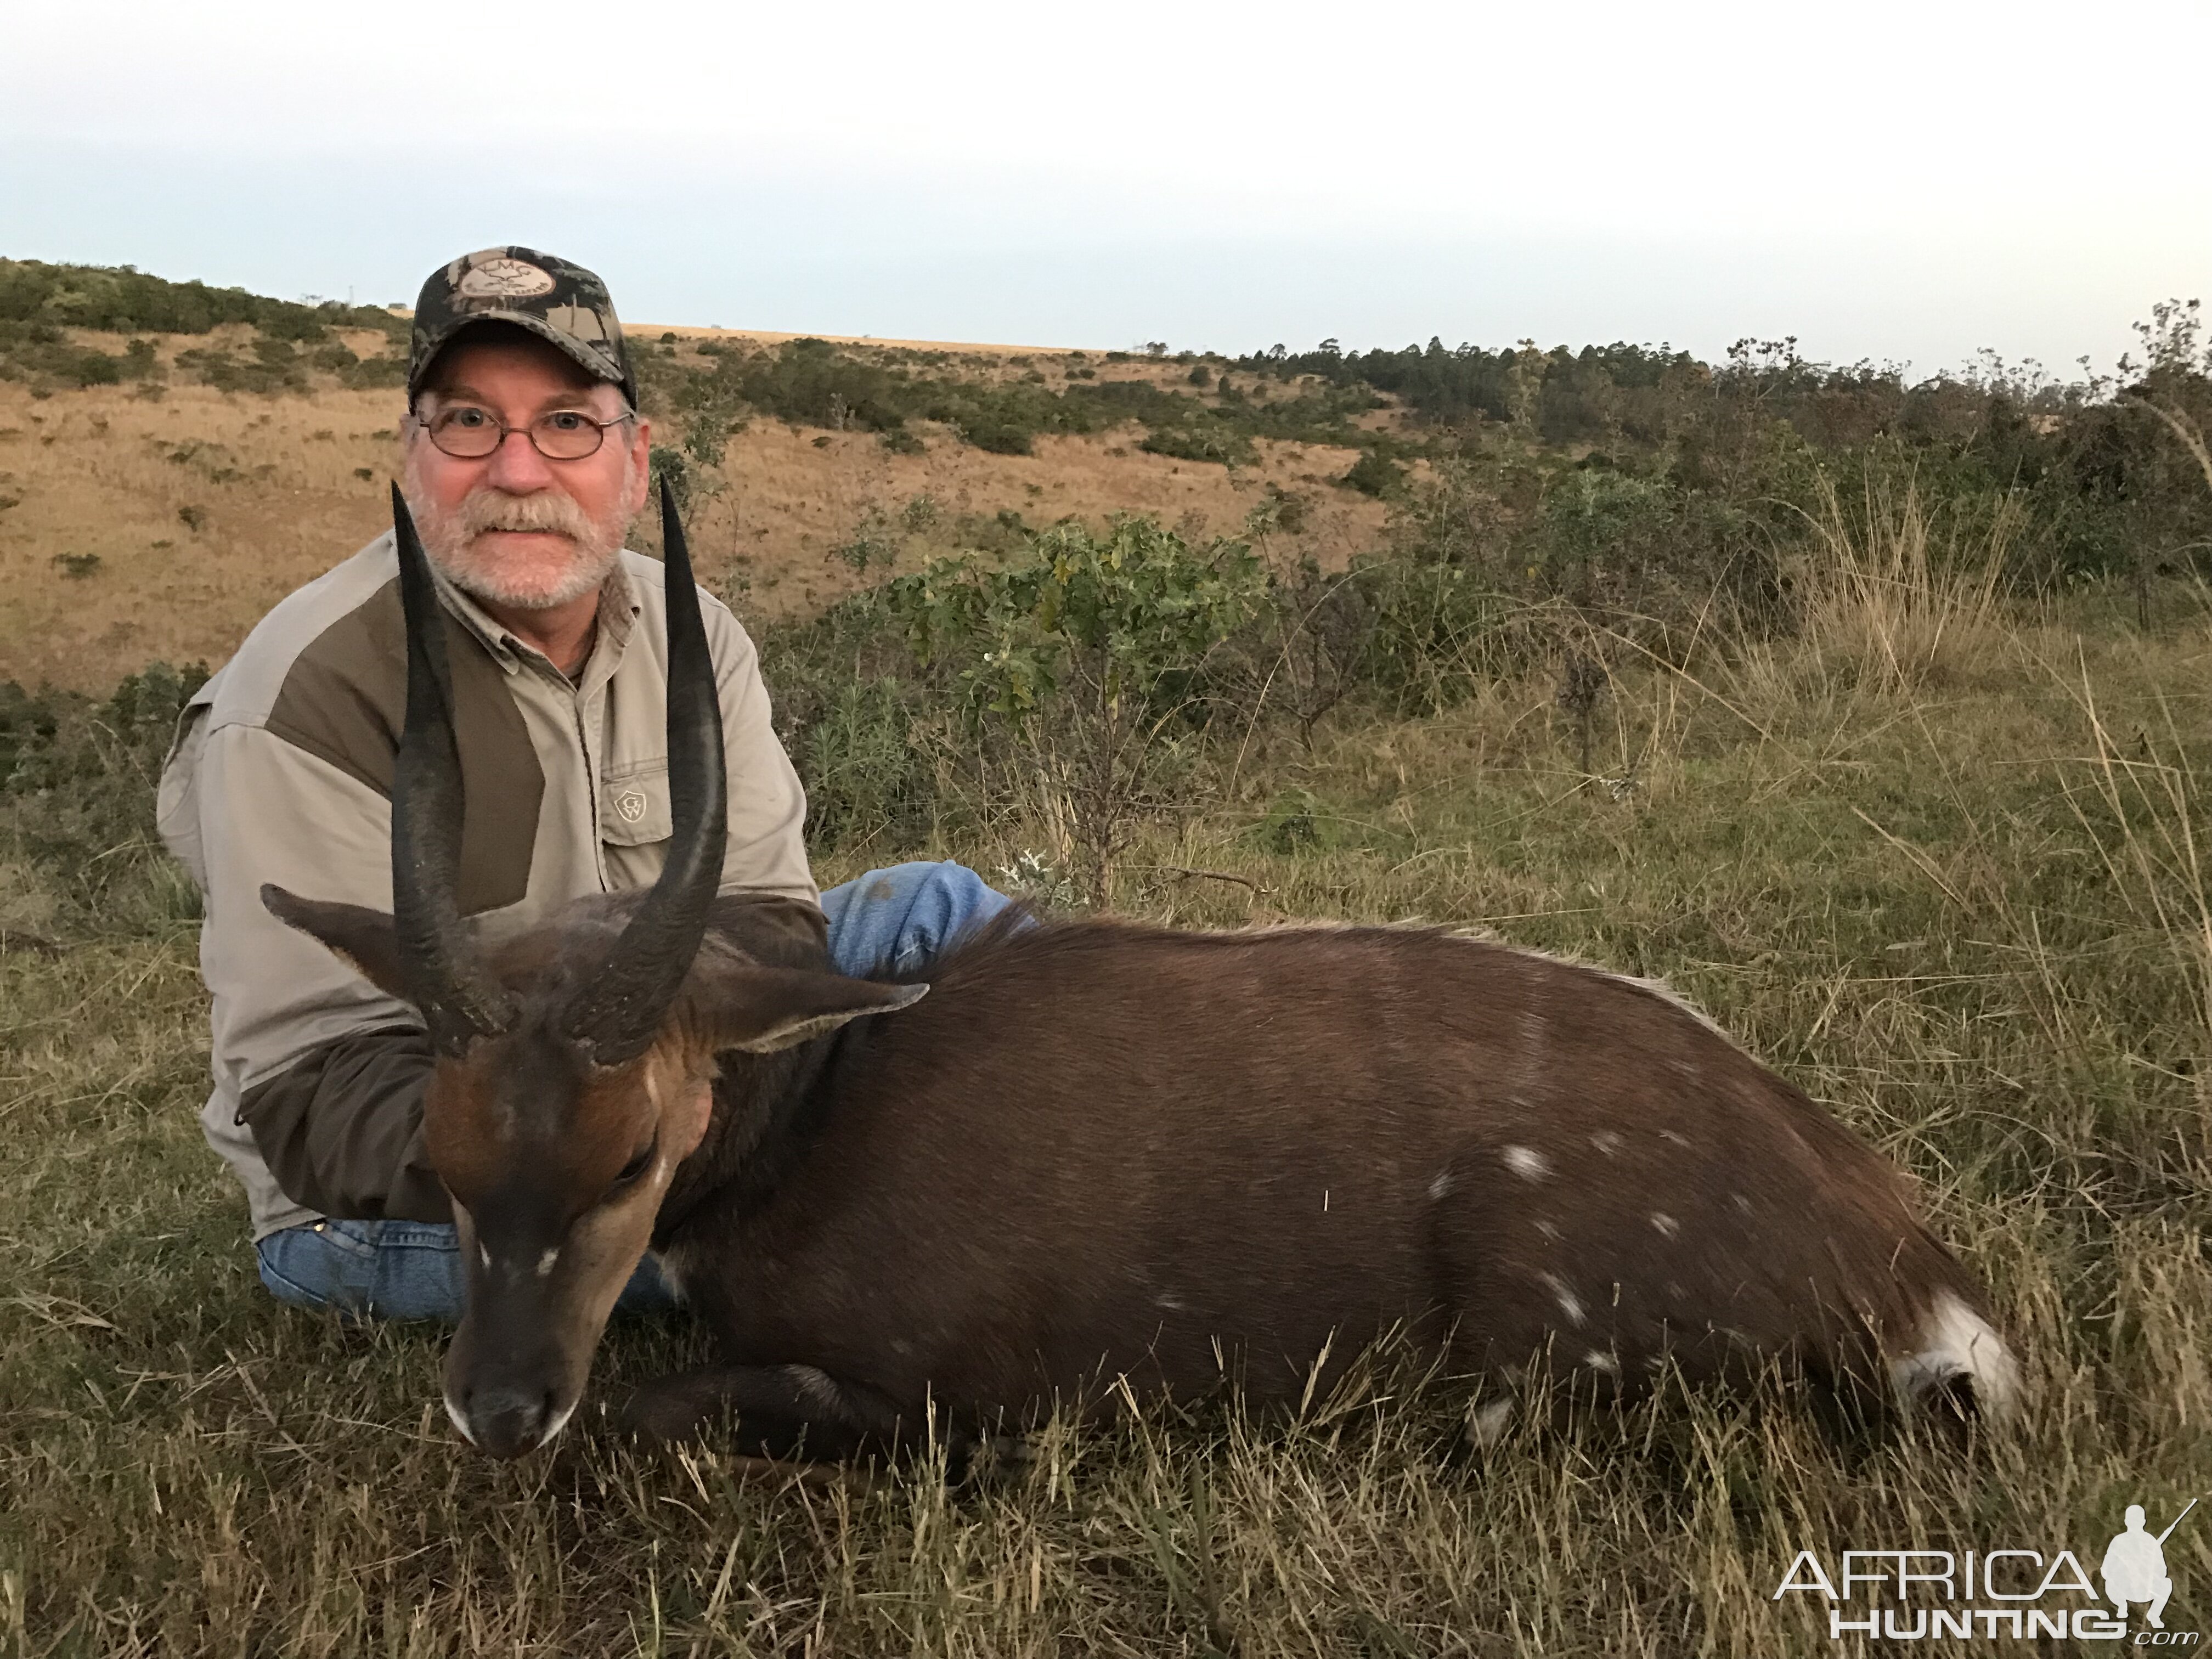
[158,246,1010,1318]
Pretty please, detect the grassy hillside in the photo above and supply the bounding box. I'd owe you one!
[0,259,1403,691]
[3,259,2210,1654]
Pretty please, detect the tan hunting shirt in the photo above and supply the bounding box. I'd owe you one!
[157,533,820,1240]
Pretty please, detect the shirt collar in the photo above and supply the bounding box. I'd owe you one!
[390,532,643,680]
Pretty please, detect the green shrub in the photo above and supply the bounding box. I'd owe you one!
[338,352,409,390]
[874,517,1267,902]
[737,338,906,433]
[175,343,305,395]
[1341,449,1405,497]
[1338,556,1533,712]
[792,679,938,853]
[1138,419,1253,467]
[1,662,208,935]
[1249,785,1351,854]
[0,320,150,390]
[834,507,899,573]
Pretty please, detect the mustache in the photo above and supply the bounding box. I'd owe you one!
[449,488,597,543]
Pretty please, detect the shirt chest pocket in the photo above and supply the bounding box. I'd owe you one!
[599,760,672,847]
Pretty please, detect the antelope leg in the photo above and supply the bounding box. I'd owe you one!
[616,1364,945,1465]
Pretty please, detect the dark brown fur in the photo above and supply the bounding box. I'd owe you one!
[627,902,1999,1459]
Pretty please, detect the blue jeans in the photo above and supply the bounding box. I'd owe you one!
[255,860,1012,1322]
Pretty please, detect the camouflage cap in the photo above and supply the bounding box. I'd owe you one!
[408,246,637,410]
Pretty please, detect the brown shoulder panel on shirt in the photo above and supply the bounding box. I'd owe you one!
[263,577,544,915]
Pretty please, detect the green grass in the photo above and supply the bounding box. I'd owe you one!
[4,594,2210,1655]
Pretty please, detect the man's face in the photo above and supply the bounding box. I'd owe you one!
[402,330,651,612]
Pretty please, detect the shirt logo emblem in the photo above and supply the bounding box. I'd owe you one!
[616,789,648,823]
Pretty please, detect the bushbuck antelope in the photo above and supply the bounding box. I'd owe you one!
[263,483,2020,1462]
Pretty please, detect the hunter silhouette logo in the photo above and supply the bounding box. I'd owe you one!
[2104,1499,2196,1632]
[1774,1496,2200,1642]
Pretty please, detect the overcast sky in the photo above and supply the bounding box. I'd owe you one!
[5,0,2206,377]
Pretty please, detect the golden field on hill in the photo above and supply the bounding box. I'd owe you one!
[0,328,1390,690]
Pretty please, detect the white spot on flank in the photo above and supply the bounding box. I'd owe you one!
[1583,1349,1621,1376]
[1469,1397,1516,1446]
[1891,1291,2022,1424]
[477,1244,491,1270]
[1650,1212,1679,1239]
[1539,1271,1585,1327]
[1429,1170,1457,1201]
[1590,1131,1622,1156]
[1155,1292,1187,1312]
[535,1248,560,1278]
[1503,1145,1550,1182]
[1536,1220,1561,1243]
[1659,1129,1691,1148]
[1733,1193,1754,1215]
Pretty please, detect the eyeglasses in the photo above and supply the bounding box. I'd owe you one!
[418,404,635,461]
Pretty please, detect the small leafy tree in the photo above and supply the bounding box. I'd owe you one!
[878,518,1266,904]
[1341,448,1406,498]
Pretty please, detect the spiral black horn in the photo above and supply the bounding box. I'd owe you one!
[561,477,728,1065]
[389,483,517,1054]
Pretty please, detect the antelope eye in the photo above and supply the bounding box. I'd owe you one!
[613,1137,657,1187]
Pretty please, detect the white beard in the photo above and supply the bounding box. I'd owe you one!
[403,465,632,612]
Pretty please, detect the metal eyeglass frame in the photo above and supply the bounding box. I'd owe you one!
[417,404,636,461]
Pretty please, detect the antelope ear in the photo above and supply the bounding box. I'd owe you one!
[261,885,410,1002]
[686,961,928,1055]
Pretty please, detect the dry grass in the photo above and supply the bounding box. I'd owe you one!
[5,582,2210,1654]
[0,355,1388,692]
[635,324,1075,357]
[1792,475,2016,695]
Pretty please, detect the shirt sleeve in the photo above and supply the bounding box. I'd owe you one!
[236,1024,449,1222]
[185,719,450,1221]
[700,597,821,909]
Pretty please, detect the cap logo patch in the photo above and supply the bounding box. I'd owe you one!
[616,789,649,824]
[456,258,556,300]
